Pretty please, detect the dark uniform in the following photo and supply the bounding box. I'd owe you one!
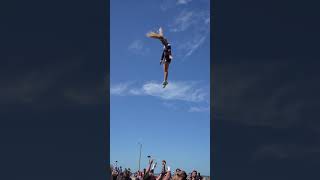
[159,37,172,65]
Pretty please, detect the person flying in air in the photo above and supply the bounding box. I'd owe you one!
[146,27,173,88]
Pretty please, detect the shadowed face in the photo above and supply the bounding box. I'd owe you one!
[192,171,197,178]
[173,171,187,180]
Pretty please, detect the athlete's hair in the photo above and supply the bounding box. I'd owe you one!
[146,27,164,39]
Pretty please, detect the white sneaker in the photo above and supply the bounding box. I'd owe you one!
[162,81,168,88]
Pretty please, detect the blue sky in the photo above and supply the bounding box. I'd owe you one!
[110,0,210,175]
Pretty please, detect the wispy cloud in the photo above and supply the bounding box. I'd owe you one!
[169,9,210,58]
[159,0,210,58]
[110,82,132,96]
[179,34,208,57]
[170,10,195,32]
[189,106,210,112]
[160,0,194,11]
[111,81,209,103]
[128,40,149,55]
[176,0,193,5]
[137,81,207,102]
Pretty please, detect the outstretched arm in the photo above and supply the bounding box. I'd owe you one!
[145,159,154,175]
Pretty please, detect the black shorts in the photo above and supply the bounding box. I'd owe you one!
[164,58,171,64]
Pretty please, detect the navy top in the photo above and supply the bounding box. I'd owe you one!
[159,37,172,61]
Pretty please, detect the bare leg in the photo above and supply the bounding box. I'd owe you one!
[163,63,169,82]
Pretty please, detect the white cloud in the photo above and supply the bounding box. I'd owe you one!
[169,10,210,58]
[169,10,209,32]
[110,82,132,95]
[170,11,195,32]
[136,81,207,102]
[179,35,207,57]
[160,0,194,11]
[176,0,193,5]
[111,81,209,103]
[128,40,149,55]
[189,106,210,112]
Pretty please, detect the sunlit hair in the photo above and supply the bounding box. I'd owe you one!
[146,27,164,39]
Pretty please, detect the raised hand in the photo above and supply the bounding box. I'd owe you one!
[150,159,154,164]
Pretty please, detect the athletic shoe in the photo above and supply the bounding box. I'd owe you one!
[162,81,168,88]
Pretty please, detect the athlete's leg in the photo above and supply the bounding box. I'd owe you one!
[163,63,169,82]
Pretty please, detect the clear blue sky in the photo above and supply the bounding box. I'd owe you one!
[110,0,210,176]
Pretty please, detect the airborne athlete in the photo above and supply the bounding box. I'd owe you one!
[146,27,173,88]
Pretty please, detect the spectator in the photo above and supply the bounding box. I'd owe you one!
[149,169,156,180]
[112,170,119,180]
[173,170,187,180]
[161,160,167,176]
[143,159,154,180]
[123,169,132,180]
[109,161,208,180]
[197,173,203,180]
[190,170,197,180]
[156,162,171,180]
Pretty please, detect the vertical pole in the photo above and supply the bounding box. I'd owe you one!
[138,143,142,171]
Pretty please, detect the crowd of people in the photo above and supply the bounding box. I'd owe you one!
[110,159,207,180]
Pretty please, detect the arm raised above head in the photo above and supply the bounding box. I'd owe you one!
[145,159,154,175]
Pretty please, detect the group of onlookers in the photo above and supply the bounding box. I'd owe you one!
[110,159,207,180]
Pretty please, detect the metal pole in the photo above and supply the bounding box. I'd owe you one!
[138,143,142,171]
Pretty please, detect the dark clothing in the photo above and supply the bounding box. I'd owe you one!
[143,173,150,180]
[159,37,172,64]
[161,164,166,175]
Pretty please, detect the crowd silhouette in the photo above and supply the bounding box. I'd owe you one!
[110,159,207,180]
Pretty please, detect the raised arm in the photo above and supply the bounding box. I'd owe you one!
[145,159,154,175]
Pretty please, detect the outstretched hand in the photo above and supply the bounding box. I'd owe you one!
[149,159,154,164]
